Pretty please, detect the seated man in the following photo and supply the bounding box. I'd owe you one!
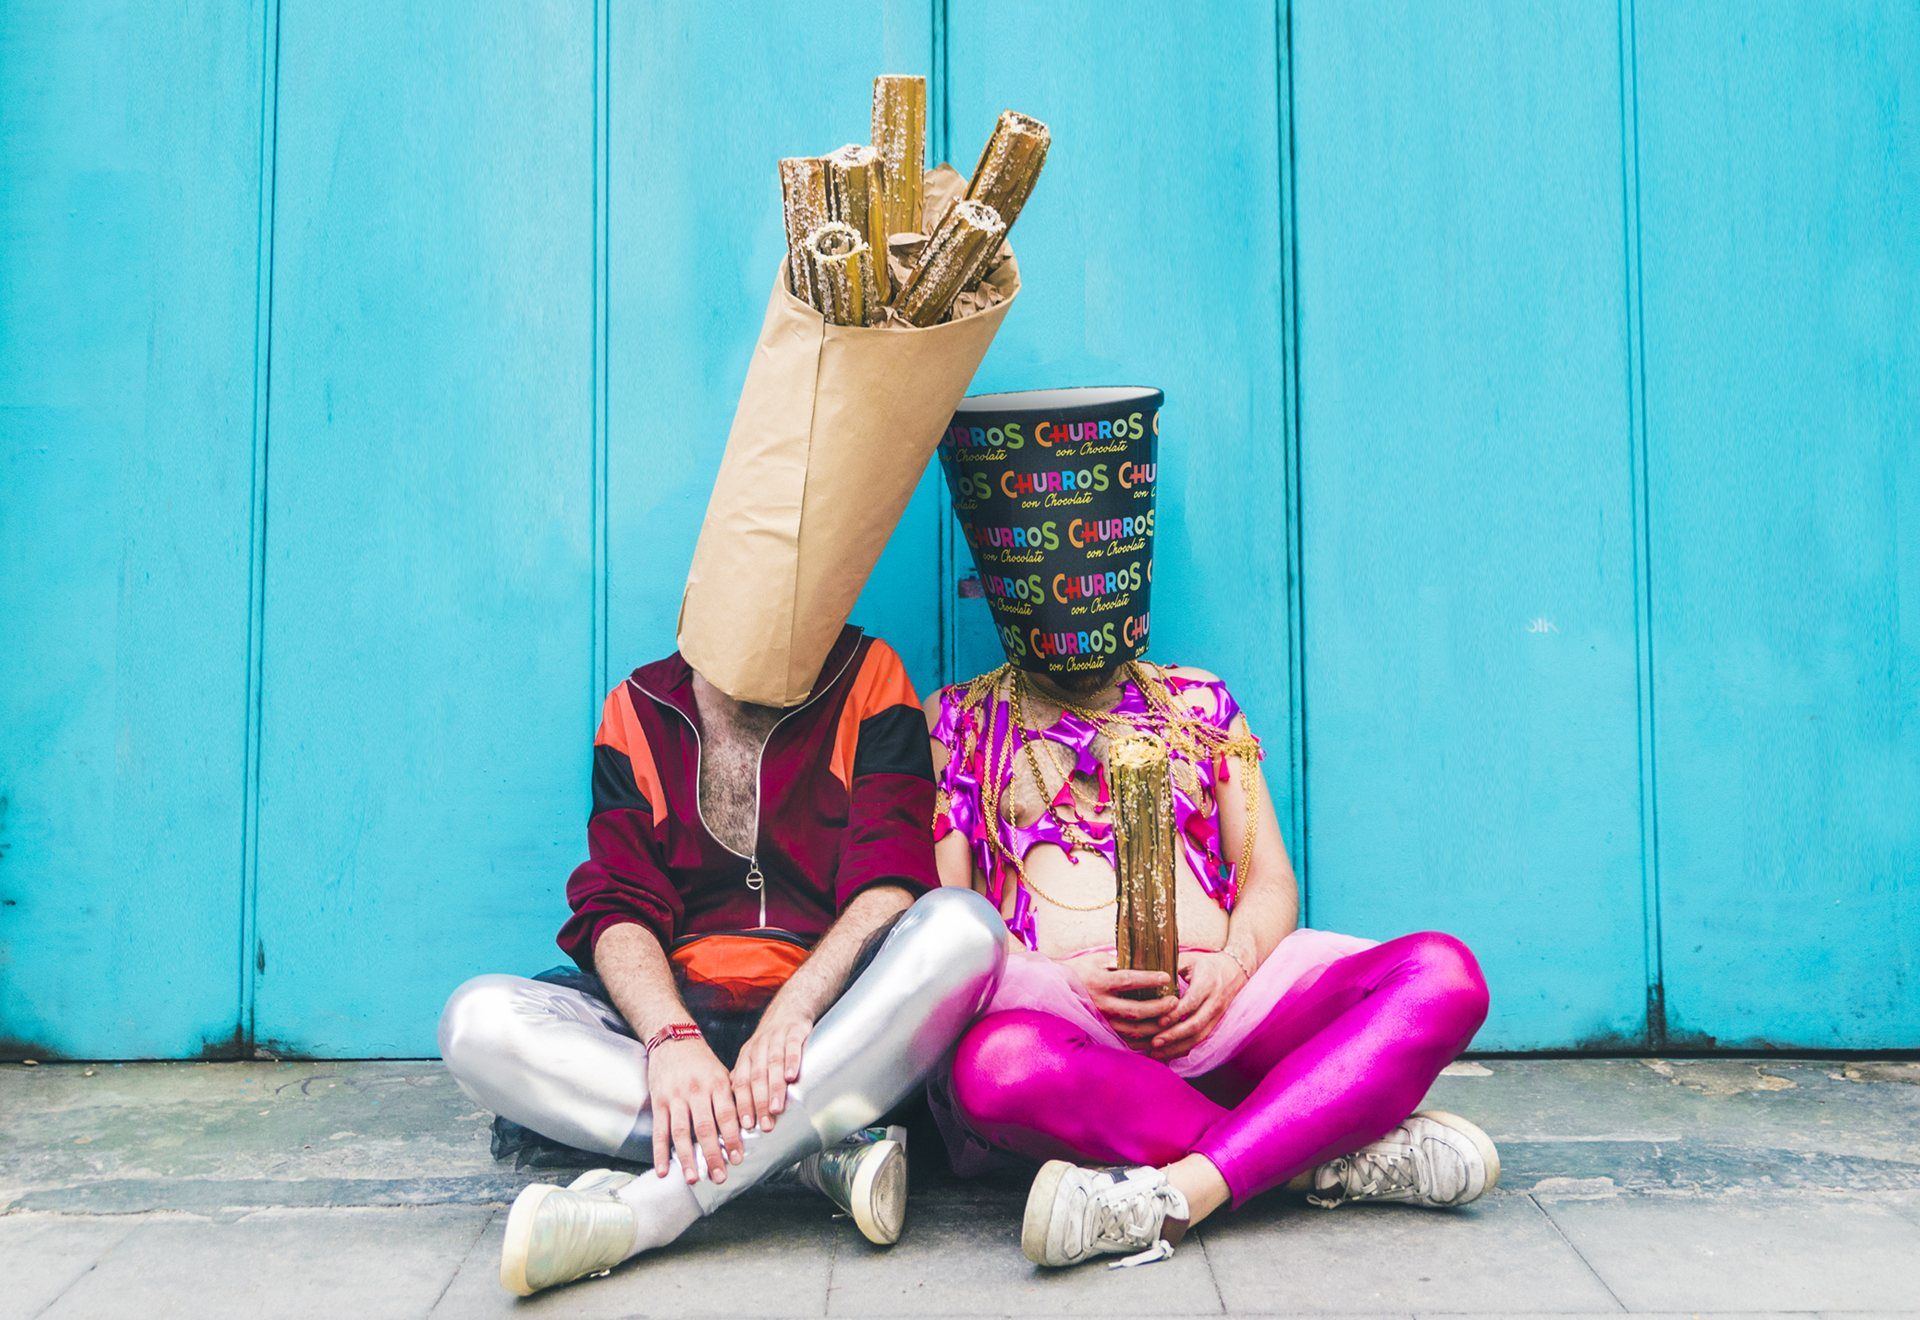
[927,387,1495,1269]
[441,627,1006,1295]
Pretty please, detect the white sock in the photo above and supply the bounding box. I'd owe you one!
[612,1162,703,1258]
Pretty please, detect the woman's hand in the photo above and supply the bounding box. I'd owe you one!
[730,1006,814,1135]
[1060,951,1181,1047]
[647,1037,745,1184]
[1148,950,1251,1061]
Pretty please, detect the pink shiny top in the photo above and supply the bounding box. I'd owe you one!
[931,669,1254,949]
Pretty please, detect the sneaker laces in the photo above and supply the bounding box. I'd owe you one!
[1109,1239,1176,1270]
[1089,1182,1180,1266]
[1309,1144,1421,1208]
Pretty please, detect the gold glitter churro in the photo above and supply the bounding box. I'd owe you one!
[893,199,1006,327]
[805,222,880,327]
[1112,734,1179,1001]
[825,143,890,304]
[779,156,832,304]
[963,110,1049,276]
[871,74,927,239]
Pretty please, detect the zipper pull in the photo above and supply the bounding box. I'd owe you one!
[745,858,766,927]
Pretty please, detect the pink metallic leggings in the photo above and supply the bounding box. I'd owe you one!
[949,932,1489,1206]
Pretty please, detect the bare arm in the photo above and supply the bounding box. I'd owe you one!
[933,827,979,889]
[926,690,988,893]
[1214,715,1299,971]
[595,921,697,1042]
[926,693,1033,965]
[593,922,744,1184]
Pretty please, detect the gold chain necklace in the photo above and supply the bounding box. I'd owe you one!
[1022,874,1121,912]
[1021,663,1265,884]
[1010,729,1117,912]
[1012,685,1106,852]
[946,662,1266,896]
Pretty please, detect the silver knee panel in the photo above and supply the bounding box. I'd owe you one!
[793,886,1008,1140]
[438,972,651,1159]
[697,886,1008,1211]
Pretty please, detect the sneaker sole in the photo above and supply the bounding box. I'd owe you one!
[848,1139,907,1245]
[500,1183,557,1296]
[1020,1160,1076,1266]
[1416,1110,1502,1202]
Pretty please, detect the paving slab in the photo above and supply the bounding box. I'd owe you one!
[0,1062,507,1213]
[827,1190,1222,1316]
[432,1192,840,1318]
[1421,1058,1920,1186]
[5,1058,1920,1316]
[1539,1195,1920,1313]
[0,1215,138,1320]
[38,1205,490,1320]
[1202,1194,1621,1314]
[8,1058,1919,1214]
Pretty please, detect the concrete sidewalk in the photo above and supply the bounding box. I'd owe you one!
[3,1058,1918,1319]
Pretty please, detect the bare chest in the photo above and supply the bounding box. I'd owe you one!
[1001,734,1109,827]
[696,705,782,855]
[996,734,1228,954]
[995,727,1213,846]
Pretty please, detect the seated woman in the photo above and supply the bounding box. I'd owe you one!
[926,658,1497,1268]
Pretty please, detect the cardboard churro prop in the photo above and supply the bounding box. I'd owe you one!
[680,77,1045,705]
[963,110,1050,273]
[1112,735,1180,1001]
[894,200,1007,328]
[871,74,927,238]
[805,222,880,328]
[779,157,832,302]
[825,144,890,303]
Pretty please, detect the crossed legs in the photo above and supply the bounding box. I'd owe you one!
[441,887,1007,1219]
[950,932,1491,1207]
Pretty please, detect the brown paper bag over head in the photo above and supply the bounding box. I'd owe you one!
[678,166,1020,705]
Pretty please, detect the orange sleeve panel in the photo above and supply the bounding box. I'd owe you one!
[830,639,921,791]
[596,683,666,828]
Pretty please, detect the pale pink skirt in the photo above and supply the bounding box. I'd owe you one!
[930,927,1378,1174]
[979,927,1378,1078]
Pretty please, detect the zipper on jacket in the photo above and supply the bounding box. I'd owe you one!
[635,643,862,929]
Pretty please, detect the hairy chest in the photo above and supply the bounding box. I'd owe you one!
[696,706,782,854]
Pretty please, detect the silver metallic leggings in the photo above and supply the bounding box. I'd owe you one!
[438,887,1007,1212]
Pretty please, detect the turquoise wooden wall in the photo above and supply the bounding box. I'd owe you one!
[3,1,1914,1058]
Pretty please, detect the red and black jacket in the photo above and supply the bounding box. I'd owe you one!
[559,626,936,972]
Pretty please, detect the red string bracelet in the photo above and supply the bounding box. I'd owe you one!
[644,1022,703,1052]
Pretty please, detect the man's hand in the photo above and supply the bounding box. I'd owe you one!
[1147,950,1250,1061]
[1061,951,1181,1047]
[721,884,911,1131]
[648,1037,744,1184]
[730,1006,814,1132]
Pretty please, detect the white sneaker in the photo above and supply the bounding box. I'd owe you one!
[1306,1110,1500,1209]
[499,1170,639,1296]
[567,1167,637,1195]
[793,1125,909,1245]
[1021,1161,1190,1268]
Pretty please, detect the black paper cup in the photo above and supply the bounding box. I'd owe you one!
[939,386,1163,681]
